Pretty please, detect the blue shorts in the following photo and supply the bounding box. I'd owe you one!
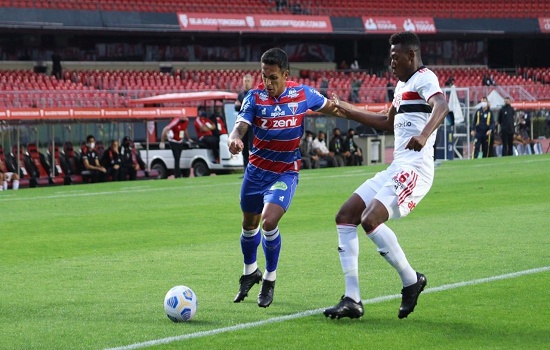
[240,172,299,214]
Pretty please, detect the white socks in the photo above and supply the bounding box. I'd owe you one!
[367,224,417,287]
[336,224,361,303]
[2,180,19,190]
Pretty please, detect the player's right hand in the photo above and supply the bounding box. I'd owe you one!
[228,138,244,155]
[159,142,165,149]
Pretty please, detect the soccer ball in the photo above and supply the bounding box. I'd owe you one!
[163,285,198,322]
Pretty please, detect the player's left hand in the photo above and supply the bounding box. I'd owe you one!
[406,135,427,152]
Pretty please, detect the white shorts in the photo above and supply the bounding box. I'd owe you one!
[2,172,16,181]
[354,163,432,220]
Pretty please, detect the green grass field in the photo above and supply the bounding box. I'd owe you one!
[1,155,549,350]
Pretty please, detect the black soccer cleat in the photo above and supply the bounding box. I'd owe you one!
[257,280,275,308]
[398,272,427,319]
[323,296,364,319]
[233,268,263,303]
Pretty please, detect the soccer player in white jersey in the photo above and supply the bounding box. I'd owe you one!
[324,31,450,320]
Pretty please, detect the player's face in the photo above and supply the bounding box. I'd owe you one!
[389,44,412,82]
[261,63,288,98]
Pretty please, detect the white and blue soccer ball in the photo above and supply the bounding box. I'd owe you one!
[164,285,198,322]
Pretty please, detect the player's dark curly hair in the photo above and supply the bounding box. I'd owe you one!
[389,31,421,50]
[261,48,289,72]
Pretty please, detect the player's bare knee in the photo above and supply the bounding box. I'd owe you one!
[261,217,278,232]
[360,214,380,233]
[335,208,353,225]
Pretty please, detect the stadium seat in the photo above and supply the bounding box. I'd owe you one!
[47,144,71,185]
[62,142,84,184]
[25,143,54,186]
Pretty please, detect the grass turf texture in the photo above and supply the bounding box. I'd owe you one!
[1,155,549,349]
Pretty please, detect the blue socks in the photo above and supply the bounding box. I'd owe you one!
[240,226,281,280]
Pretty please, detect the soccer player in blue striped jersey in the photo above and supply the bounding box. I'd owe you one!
[228,47,342,307]
[324,31,450,320]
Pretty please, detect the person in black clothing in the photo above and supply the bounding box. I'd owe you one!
[344,128,363,166]
[328,128,347,167]
[235,74,254,169]
[101,139,124,181]
[81,135,107,183]
[120,136,146,180]
[51,52,62,80]
[497,97,515,156]
[471,97,495,158]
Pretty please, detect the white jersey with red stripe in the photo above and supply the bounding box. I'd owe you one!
[392,66,443,181]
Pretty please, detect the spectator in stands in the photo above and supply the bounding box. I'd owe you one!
[339,60,349,71]
[235,74,255,170]
[497,97,515,156]
[51,51,62,80]
[0,155,20,191]
[299,130,320,169]
[101,139,124,181]
[445,76,455,87]
[160,116,190,178]
[328,128,348,167]
[349,76,362,103]
[275,0,287,11]
[194,107,220,163]
[344,128,363,166]
[120,136,146,181]
[81,135,107,183]
[350,58,360,71]
[319,77,329,98]
[471,97,495,158]
[291,1,303,14]
[386,80,395,102]
[312,131,338,167]
[482,74,495,86]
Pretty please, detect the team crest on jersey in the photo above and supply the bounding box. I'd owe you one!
[288,102,299,115]
[270,181,288,191]
[393,93,402,109]
[271,105,285,117]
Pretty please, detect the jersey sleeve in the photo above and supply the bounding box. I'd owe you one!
[235,90,256,126]
[304,86,328,111]
[417,70,443,102]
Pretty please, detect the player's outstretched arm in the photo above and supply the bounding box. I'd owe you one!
[228,121,249,154]
[329,93,394,132]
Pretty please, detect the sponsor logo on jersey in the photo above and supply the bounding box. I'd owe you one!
[287,88,299,98]
[261,107,267,115]
[259,92,269,101]
[259,115,300,129]
[270,181,288,191]
[241,99,251,113]
[394,121,412,129]
[271,105,285,117]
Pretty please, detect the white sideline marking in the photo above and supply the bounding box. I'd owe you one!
[105,266,550,350]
